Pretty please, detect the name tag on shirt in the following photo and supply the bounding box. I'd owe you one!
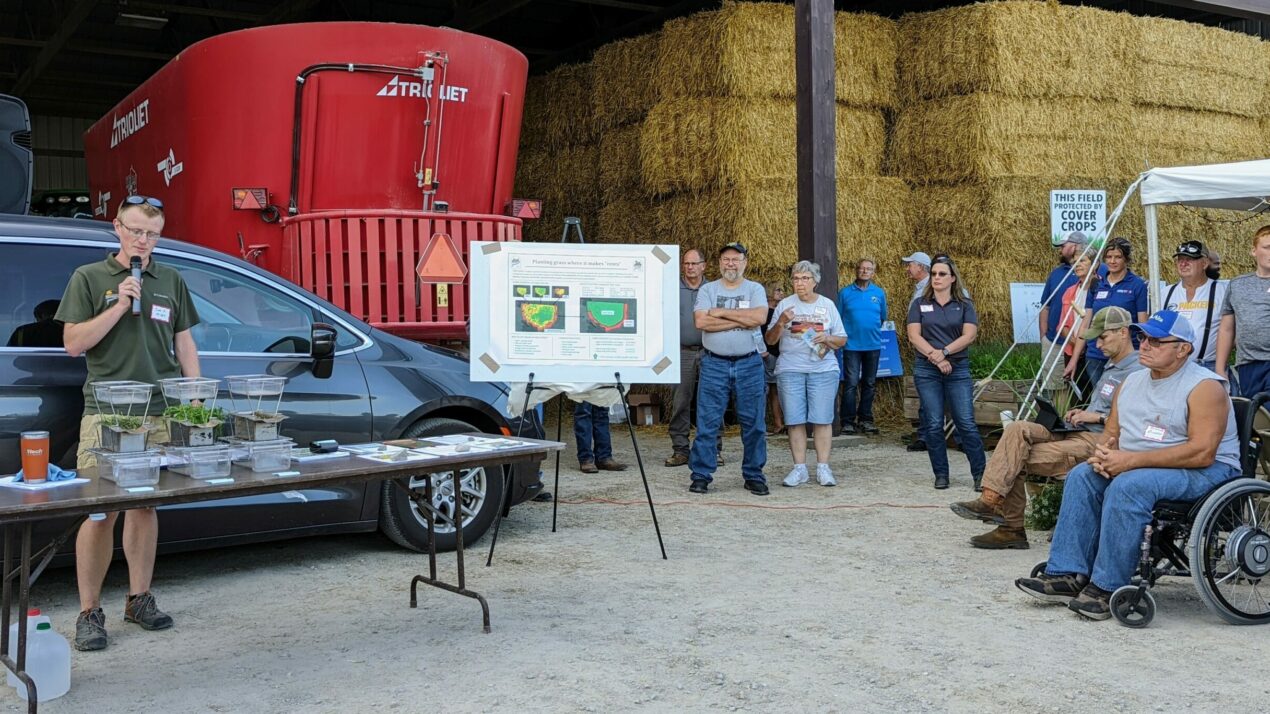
[1143,423,1167,442]
[919,304,934,313]
[737,301,750,309]
[1095,290,1109,300]
[150,305,171,323]
[1099,382,1116,399]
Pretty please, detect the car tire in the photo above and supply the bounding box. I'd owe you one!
[378,417,506,553]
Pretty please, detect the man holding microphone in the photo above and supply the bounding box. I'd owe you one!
[56,195,201,651]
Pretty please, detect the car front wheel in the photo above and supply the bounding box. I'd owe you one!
[378,417,506,552]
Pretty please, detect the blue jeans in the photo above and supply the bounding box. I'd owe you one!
[1047,461,1238,590]
[574,402,613,463]
[690,352,767,484]
[913,359,986,480]
[841,349,880,423]
[1234,360,1270,399]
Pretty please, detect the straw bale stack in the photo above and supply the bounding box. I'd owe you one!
[1134,17,1267,117]
[640,99,885,195]
[911,176,1132,259]
[654,2,898,110]
[596,198,660,246]
[592,33,660,130]
[892,94,1138,184]
[521,64,597,150]
[655,177,910,280]
[598,124,643,204]
[515,144,600,242]
[897,1,1135,104]
[1135,106,1264,168]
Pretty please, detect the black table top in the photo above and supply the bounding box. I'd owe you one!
[0,436,564,523]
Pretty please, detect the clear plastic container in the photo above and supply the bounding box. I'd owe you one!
[90,381,153,406]
[158,377,220,402]
[15,623,70,702]
[225,375,287,397]
[224,438,294,472]
[90,449,161,487]
[7,609,51,688]
[164,445,232,479]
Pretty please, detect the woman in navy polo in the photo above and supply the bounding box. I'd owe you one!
[1064,237,1149,387]
[906,254,987,491]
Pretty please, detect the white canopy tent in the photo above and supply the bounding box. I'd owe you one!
[1139,158,1270,309]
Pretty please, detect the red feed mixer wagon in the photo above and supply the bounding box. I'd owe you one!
[84,22,535,340]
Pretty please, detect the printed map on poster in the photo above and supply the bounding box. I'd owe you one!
[469,242,680,384]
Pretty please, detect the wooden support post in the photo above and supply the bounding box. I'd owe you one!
[795,0,838,299]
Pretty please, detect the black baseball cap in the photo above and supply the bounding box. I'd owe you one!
[1174,240,1205,259]
[719,242,748,256]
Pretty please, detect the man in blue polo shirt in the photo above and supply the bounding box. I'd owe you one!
[837,258,887,434]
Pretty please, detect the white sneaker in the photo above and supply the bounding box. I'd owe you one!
[782,464,809,487]
[816,463,837,487]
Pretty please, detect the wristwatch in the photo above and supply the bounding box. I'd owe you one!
[941,347,950,357]
[1098,414,1107,425]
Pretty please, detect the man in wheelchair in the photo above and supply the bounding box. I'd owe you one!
[1015,310,1243,620]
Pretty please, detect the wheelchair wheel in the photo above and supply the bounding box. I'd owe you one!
[1188,478,1270,625]
[1110,586,1155,628]
[1030,561,1047,578]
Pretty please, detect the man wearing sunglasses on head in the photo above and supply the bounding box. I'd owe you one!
[55,195,202,651]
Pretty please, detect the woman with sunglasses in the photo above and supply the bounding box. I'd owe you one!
[1063,237,1148,387]
[906,254,987,490]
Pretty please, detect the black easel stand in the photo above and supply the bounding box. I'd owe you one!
[486,373,562,566]
[485,372,667,564]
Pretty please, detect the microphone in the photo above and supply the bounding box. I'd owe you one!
[130,256,142,316]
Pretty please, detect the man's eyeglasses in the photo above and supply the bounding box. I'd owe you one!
[116,220,161,241]
[682,260,705,266]
[1142,336,1186,348]
[123,195,164,209]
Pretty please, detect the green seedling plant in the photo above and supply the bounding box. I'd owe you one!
[1026,481,1064,531]
[99,415,144,431]
[163,404,226,426]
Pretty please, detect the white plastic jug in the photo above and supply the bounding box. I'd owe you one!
[6,609,51,688]
[15,623,70,702]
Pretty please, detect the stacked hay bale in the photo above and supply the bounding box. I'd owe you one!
[594,33,661,245]
[1116,15,1270,270]
[894,0,1270,341]
[515,64,601,242]
[641,2,905,288]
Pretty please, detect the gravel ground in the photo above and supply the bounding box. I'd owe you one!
[10,429,1269,713]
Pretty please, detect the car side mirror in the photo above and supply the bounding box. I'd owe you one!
[311,322,336,379]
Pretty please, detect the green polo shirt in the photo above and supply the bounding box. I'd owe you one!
[55,252,200,415]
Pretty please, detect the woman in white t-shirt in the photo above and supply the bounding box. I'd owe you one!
[764,261,848,488]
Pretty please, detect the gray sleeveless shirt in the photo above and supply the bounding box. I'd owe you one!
[1116,361,1241,471]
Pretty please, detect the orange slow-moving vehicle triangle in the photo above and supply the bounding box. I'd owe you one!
[416,232,467,283]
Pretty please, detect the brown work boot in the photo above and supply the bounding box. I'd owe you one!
[664,453,689,467]
[596,458,627,471]
[970,526,1029,550]
[949,498,1005,525]
[579,461,599,474]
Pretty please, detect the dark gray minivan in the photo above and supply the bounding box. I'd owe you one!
[0,214,543,553]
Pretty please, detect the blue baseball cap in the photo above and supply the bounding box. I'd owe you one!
[1130,310,1196,343]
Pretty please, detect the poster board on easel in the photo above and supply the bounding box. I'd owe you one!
[468,242,680,384]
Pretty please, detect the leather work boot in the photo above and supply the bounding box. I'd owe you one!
[949,498,1005,525]
[970,526,1029,550]
[596,458,627,471]
[664,453,689,467]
